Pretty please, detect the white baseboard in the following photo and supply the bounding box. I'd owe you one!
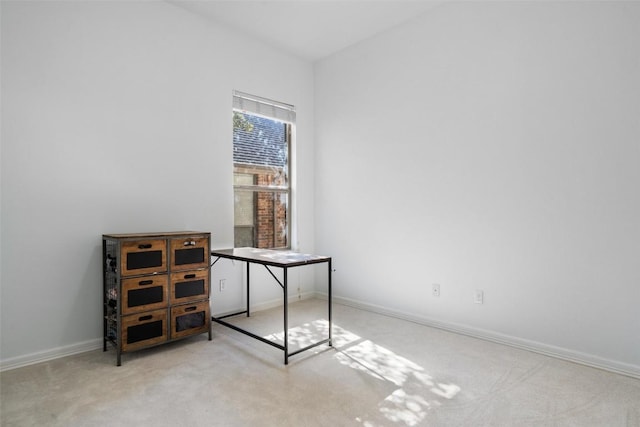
[4,293,638,380]
[0,338,102,372]
[329,294,640,380]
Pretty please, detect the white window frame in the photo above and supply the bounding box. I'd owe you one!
[232,91,295,250]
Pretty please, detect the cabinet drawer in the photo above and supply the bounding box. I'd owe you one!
[121,275,169,315]
[171,301,210,340]
[121,239,167,276]
[121,309,168,352]
[170,236,209,271]
[170,269,209,304]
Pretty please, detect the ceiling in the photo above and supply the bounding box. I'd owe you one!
[168,1,444,62]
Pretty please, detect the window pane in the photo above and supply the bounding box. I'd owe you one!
[233,113,288,187]
[256,191,288,249]
[234,183,254,228]
[233,106,291,250]
[233,189,288,249]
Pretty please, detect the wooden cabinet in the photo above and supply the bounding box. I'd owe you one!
[103,231,211,365]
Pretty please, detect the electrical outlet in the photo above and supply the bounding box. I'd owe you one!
[219,279,226,292]
[475,289,484,304]
[432,283,440,297]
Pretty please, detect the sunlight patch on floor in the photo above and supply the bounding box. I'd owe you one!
[333,328,460,426]
[263,319,360,350]
[261,317,461,426]
[336,339,425,387]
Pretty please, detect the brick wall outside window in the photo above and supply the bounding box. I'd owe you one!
[255,174,287,249]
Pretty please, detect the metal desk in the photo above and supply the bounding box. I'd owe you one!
[210,248,332,364]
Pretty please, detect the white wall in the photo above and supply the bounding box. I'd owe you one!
[0,0,315,367]
[315,1,640,376]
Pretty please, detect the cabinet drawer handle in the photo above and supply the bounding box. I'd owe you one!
[139,315,153,321]
[138,244,152,249]
[139,280,154,286]
[183,274,196,279]
[183,241,196,246]
[184,306,197,312]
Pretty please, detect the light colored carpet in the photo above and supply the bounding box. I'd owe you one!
[1,299,639,426]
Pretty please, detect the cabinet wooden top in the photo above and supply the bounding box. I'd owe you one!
[103,231,210,239]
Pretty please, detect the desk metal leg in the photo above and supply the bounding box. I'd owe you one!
[246,262,251,317]
[284,267,289,365]
[328,259,332,346]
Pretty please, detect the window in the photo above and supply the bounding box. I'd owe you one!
[232,91,294,249]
